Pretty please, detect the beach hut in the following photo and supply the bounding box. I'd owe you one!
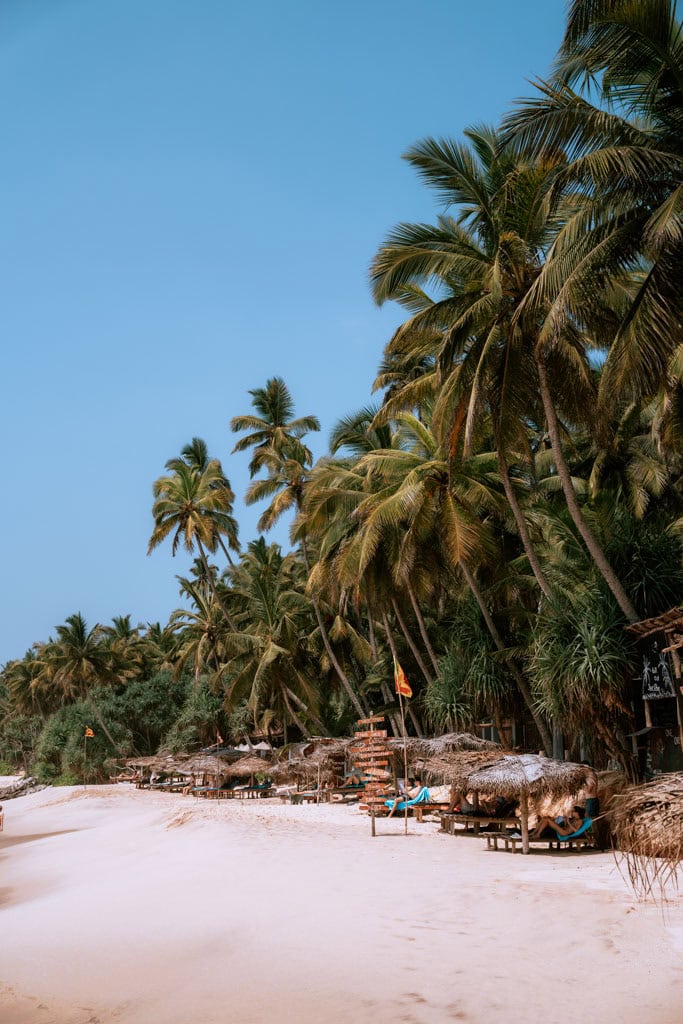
[225,754,274,794]
[608,773,683,897]
[464,754,593,853]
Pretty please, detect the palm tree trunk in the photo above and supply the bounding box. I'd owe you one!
[285,686,326,735]
[301,540,368,718]
[88,697,124,756]
[535,356,639,623]
[496,449,551,599]
[368,613,401,736]
[196,539,239,631]
[282,690,310,738]
[391,598,433,686]
[459,562,553,756]
[406,581,440,674]
[217,536,236,567]
[381,612,423,737]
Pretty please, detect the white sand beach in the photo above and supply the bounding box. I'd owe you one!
[1,785,682,1024]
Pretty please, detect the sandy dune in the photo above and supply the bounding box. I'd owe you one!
[1,785,682,1024]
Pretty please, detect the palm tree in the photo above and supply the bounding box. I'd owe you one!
[503,0,683,410]
[217,539,325,738]
[148,456,239,629]
[371,126,640,621]
[230,376,320,475]
[233,379,368,717]
[33,613,125,753]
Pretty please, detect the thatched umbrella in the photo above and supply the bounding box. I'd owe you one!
[225,755,273,782]
[421,750,509,790]
[608,773,683,897]
[464,754,592,853]
[177,753,235,781]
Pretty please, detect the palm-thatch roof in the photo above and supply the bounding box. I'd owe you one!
[225,755,273,778]
[608,773,683,897]
[463,754,592,798]
[421,751,510,790]
[125,753,185,772]
[271,740,349,783]
[176,753,235,776]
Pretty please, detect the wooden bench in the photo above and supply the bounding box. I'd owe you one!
[485,833,595,853]
[440,813,520,835]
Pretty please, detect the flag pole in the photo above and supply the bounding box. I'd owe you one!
[83,731,88,789]
[397,688,409,836]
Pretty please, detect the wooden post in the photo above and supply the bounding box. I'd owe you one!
[397,689,409,836]
[670,648,683,752]
[371,809,376,837]
[520,791,529,855]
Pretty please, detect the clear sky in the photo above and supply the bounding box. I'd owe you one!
[0,0,566,664]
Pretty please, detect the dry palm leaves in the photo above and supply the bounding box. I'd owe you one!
[609,774,683,898]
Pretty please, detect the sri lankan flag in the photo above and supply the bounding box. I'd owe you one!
[393,656,412,698]
[84,727,94,738]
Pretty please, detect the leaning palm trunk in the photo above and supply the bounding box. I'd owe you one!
[535,356,639,623]
[88,697,124,757]
[496,448,551,599]
[382,612,423,736]
[391,597,433,685]
[285,685,327,735]
[282,690,310,738]
[196,538,239,631]
[368,613,401,736]
[301,540,368,718]
[459,561,553,756]
[406,581,441,675]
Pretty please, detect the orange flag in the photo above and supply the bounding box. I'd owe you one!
[393,657,412,699]
[84,727,94,738]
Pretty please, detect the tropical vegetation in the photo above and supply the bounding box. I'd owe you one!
[2,1,681,783]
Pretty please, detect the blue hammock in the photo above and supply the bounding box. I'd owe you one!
[385,787,431,812]
[557,818,593,842]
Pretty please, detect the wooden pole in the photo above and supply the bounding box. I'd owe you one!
[83,733,88,789]
[397,689,409,836]
[520,791,529,854]
[670,648,683,751]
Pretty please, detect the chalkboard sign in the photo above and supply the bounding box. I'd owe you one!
[641,634,677,700]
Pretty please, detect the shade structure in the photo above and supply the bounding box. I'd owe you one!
[125,753,186,773]
[422,753,592,853]
[467,754,593,854]
[608,773,683,897]
[225,755,273,778]
[176,753,235,777]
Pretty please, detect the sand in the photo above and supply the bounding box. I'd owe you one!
[1,785,682,1024]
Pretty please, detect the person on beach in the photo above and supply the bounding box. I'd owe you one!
[387,780,424,817]
[182,774,196,796]
[531,806,585,839]
[582,772,600,817]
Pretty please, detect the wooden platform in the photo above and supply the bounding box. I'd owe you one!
[485,833,595,853]
[440,813,519,835]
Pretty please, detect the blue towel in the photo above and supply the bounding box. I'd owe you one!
[558,818,593,842]
[385,787,431,811]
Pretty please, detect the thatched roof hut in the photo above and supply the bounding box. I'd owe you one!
[608,773,683,897]
[422,752,592,853]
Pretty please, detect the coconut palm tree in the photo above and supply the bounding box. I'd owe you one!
[230,376,320,475]
[371,125,640,621]
[148,457,239,629]
[33,613,125,753]
[232,380,368,717]
[217,539,325,738]
[503,0,683,409]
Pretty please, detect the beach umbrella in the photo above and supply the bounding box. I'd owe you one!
[608,773,683,897]
[225,755,273,780]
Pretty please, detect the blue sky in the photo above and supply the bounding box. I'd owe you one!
[0,0,566,663]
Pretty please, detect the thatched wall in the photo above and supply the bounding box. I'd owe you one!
[608,773,683,897]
